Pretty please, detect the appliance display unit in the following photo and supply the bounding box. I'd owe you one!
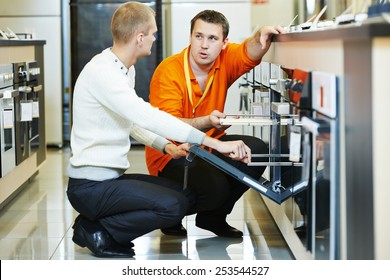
[13,62,32,166]
[0,64,17,177]
[69,0,163,103]
[25,61,43,160]
[0,0,63,146]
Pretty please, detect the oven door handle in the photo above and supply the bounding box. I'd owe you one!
[32,85,43,92]
[1,89,19,99]
[18,86,32,93]
[301,116,330,135]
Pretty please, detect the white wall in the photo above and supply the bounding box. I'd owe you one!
[250,0,295,30]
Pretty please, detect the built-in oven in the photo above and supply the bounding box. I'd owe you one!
[242,63,339,259]
[13,62,32,165]
[246,63,310,202]
[0,64,17,177]
[25,61,42,156]
[301,71,339,259]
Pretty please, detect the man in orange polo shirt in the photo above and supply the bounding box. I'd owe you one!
[146,10,284,238]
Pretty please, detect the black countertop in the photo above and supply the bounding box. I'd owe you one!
[0,39,46,46]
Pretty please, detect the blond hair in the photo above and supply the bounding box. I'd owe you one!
[111,1,155,44]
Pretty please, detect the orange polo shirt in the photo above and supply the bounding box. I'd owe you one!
[146,39,261,176]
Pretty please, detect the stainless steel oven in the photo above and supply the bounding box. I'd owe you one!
[25,61,42,156]
[246,63,340,259]
[301,71,340,260]
[0,64,17,177]
[13,62,32,165]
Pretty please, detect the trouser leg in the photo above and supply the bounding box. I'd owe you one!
[67,174,193,247]
[198,135,268,221]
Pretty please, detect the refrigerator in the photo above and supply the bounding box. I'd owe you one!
[0,0,64,147]
[162,0,252,134]
[69,0,163,103]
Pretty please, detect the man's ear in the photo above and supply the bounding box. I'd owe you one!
[222,37,229,50]
[137,33,144,45]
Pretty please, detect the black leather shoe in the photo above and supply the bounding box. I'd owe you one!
[72,222,134,258]
[161,223,187,236]
[196,221,243,238]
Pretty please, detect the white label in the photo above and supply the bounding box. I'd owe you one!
[252,103,263,116]
[3,90,12,99]
[32,101,39,118]
[3,109,14,128]
[20,101,33,122]
[289,130,301,162]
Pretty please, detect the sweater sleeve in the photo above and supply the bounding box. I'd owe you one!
[130,124,170,153]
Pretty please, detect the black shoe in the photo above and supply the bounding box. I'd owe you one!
[161,223,187,236]
[196,221,243,238]
[72,222,134,258]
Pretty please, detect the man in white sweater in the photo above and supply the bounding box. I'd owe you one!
[67,1,251,258]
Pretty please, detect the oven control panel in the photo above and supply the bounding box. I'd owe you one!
[0,64,14,89]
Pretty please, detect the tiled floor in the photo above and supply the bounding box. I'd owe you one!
[0,146,294,260]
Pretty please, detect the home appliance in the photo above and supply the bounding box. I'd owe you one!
[301,71,340,259]
[0,64,17,177]
[13,62,31,165]
[69,0,163,103]
[265,67,338,259]
[25,61,43,158]
[0,0,64,147]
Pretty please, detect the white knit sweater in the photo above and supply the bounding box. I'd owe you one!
[68,48,205,181]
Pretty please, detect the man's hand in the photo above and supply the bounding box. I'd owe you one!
[203,137,252,164]
[209,110,231,131]
[246,25,285,61]
[164,143,189,159]
[259,25,285,50]
[218,140,251,164]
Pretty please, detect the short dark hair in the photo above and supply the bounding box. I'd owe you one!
[190,10,230,39]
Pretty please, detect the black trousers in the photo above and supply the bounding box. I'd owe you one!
[66,173,196,247]
[160,134,268,224]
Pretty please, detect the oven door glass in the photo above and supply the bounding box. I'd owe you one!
[311,114,339,260]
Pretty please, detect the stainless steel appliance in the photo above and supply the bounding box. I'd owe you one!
[0,64,17,177]
[69,0,163,144]
[301,71,340,259]
[13,62,32,165]
[0,0,63,146]
[219,63,310,203]
[69,0,163,103]
[25,61,43,156]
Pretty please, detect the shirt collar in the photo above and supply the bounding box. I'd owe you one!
[106,48,129,76]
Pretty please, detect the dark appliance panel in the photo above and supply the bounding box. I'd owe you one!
[0,64,17,177]
[13,62,31,165]
[69,0,163,102]
[25,61,42,157]
[301,71,339,260]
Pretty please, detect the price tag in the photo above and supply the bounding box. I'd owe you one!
[3,90,12,99]
[20,100,33,122]
[32,101,39,118]
[289,127,301,162]
[3,109,14,128]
